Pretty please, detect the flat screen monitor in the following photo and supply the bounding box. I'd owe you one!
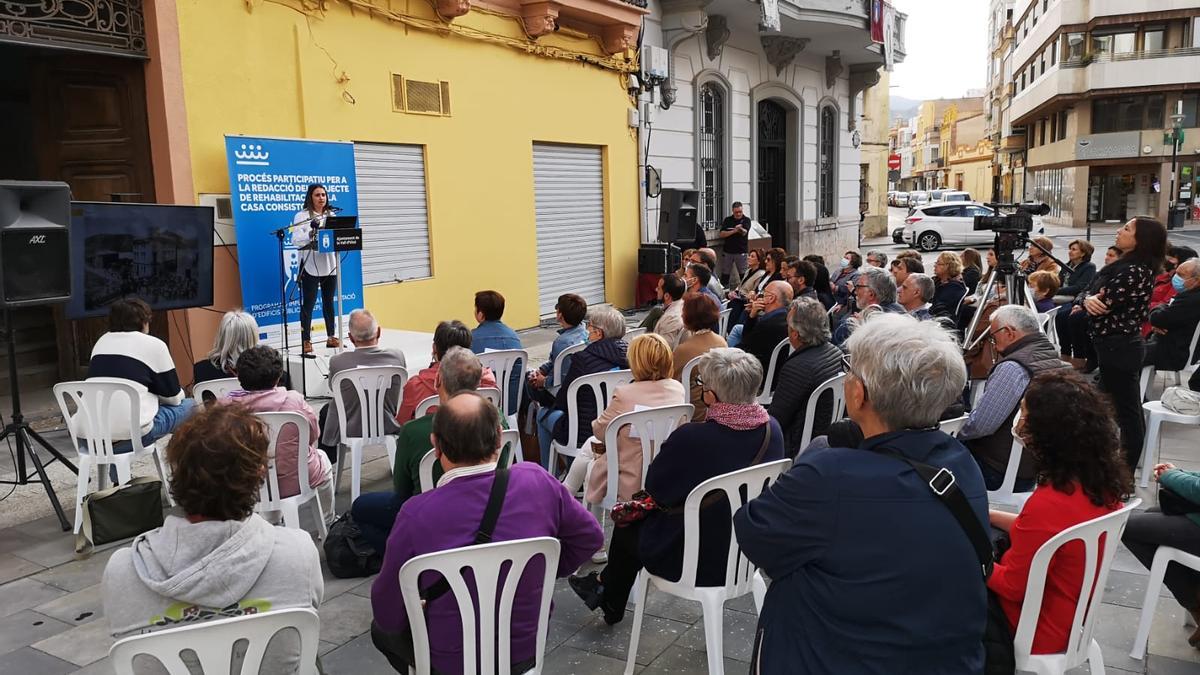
[66,202,215,319]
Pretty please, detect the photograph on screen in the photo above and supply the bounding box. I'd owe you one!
[67,202,215,319]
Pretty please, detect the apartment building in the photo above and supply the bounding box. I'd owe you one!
[1010,0,1200,227]
[986,0,1027,202]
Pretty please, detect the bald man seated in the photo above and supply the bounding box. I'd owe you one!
[739,280,794,385]
[320,309,407,461]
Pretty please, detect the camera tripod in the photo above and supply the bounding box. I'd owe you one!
[0,308,76,531]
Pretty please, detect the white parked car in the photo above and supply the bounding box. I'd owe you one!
[908,191,930,208]
[894,192,911,207]
[903,201,1025,251]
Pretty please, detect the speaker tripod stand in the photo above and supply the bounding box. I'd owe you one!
[0,309,76,531]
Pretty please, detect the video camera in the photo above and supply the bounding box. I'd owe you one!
[972,202,1052,273]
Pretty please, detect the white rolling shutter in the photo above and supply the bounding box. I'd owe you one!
[353,143,431,284]
[533,144,605,316]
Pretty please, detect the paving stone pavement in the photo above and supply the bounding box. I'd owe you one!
[0,373,1197,674]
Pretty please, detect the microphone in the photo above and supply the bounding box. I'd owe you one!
[328,205,343,213]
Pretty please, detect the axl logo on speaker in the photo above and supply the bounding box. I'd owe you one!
[27,234,46,245]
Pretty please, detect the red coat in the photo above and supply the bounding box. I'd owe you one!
[1144,272,1177,336]
[988,483,1119,654]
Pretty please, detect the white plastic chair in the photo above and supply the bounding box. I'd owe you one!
[1040,306,1061,349]
[1012,499,1141,675]
[419,432,520,493]
[795,373,848,451]
[624,460,792,675]
[1139,365,1155,403]
[1138,400,1200,488]
[477,349,528,423]
[938,414,969,437]
[398,537,559,675]
[330,366,408,511]
[1130,545,1200,660]
[679,355,703,394]
[110,607,320,675]
[192,377,239,404]
[254,411,327,540]
[597,404,694,509]
[988,410,1034,509]
[548,370,634,471]
[499,429,521,468]
[418,448,438,493]
[54,379,174,534]
[549,342,587,394]
[755,338,792,404]
[717,307,733,338]
[414,387,502,419]
[623,327,647,341]
[1155,321,1200,387]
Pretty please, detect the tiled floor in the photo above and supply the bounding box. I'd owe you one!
[1,374,1198,674]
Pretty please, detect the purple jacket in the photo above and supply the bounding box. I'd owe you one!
[371,462,602,673]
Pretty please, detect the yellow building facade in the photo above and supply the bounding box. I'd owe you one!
[176,0,644,331]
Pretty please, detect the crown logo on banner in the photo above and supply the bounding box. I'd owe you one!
[234,143,270,166]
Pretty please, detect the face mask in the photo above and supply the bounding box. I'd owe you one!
[840,258,851,269]
[1172,274,1187,293]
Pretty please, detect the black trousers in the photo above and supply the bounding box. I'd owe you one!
[1122,508,1200,611]
[1094,333,1146,468]
[300,273,337,343]
[1054,306,1094,361]
[370,622,536,674]
[600,521,645,613]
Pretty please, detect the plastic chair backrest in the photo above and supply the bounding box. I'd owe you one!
[254,411,315,511]
[499,429,521,468]
[756,339,792,404]
[1186,321,1200,368]
[330,366,408,444]
[796,373,848,450]
[679,355,703,395]
[938,414,970,437]
[109,607,320,675]
[193,377,240,404]
[623,327,647,341]
[477,349,528,418]
[414,387,503,420]
[675,459,791,592]
[550,342,587,392]
[987,409,1033,507]
[563,370,635,453]
[418,448,438,493]
[1013,499,1141,671]
[1139,365,1155,402]
[600,403,694,508]
[398,537,560,675]
[54,379,146,458]
[718,307,733,338]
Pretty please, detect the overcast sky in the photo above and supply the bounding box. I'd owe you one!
[888,0,989,101]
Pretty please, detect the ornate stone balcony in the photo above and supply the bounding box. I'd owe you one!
[439,0,648,54]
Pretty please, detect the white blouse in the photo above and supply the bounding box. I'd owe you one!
[290,210,338,278]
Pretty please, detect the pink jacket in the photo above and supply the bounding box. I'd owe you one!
[587,378,686,505]
[225,388,330,498]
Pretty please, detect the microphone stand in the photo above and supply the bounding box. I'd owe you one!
[270,212,327,397]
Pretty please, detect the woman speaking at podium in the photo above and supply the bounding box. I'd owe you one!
[292,183,340,354]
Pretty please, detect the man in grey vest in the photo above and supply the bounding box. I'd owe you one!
[959,305,1068,491]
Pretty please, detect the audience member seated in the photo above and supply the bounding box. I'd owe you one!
[226,346,333,520]
[988,370,1131,655]
[319,309,406,463]
[84,298,196,482]
[471,289,523,413]
[728,249,784,325]
[396,321,497,424]
[1124,462,1200,646]
[724,249,767,319]
[526,293,588,392]
[192,310,257,387]
[1056,246,1121,372]
[683,263,722,306]
[649,274,688,350]
[962,248,999,309]
[734,313,987,673]
[833,266,905,345]
[103,405,322,674]
[531,307,629,472]
[959,305,1068,491]
[731,281,793,380]
[1144,259,1200,372]
[695,247,726,296]
[865,250,888,268]
[1146,246,1199,336]
[785,260,819,302]
[890,256,925,288]
[677,248,695,277]
[961,248,983,294]
[370,393,602,673]
[899,272,936,320]
[803,254,835,309]
[563,334,686,509]
[1058,239,1098,300]
[1028,270,1061,313]
[1021,235,1060,275]
[931,251,969,318]
[352,347,492,554]
[768,297,844,456]
[672,295,728,421]
[569,349,784,624]
[830,249,863,312]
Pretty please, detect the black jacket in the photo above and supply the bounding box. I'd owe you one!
[931,278,968,318]
[963,266,981,295]
[768,342,845,456]
[1147,287,1200,371]
[551,338,628,446]
[741,307,790,386]
[1059,261,1097,298]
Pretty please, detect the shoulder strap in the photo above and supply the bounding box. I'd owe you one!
[419,467,510,605]
[751,422,772,465]
[875,448,994,579]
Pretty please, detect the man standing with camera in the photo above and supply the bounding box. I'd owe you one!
[718,202,751,287]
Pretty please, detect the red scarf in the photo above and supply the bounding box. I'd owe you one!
[705,402,770,430]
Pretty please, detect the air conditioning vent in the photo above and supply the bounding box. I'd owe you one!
[391,74,451,116]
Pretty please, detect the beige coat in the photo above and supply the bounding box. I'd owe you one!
[672,330,728,421]
[587,378,686,504]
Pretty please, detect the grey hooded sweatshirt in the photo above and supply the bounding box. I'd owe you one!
[103,514,323,674]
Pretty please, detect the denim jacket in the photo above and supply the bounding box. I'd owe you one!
[539,323,588,388]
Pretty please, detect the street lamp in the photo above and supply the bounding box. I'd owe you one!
[1167,100,1186,228]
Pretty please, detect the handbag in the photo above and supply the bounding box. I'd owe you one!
[74,476,165,557]
[1161,386,1200,416]
[610,422,773,527]
[324,512,384,579]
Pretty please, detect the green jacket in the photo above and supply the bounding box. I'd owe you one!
[391,412,513,503]
[1160,468,1200,528]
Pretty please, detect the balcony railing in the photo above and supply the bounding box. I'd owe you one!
[1061,46,1200,68]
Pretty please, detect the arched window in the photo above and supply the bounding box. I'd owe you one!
[698,82,726,230]
[819,105,837,218]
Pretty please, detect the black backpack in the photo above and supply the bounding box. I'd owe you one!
[323,513,383,578]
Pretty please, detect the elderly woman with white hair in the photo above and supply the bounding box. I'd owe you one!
[569,348,784,624]
[193,311,265,389]
[735,313,989,673]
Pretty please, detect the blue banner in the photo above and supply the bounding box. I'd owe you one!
[224,136,363,345]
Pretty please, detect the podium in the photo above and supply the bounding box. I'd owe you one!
[317,221,363,354]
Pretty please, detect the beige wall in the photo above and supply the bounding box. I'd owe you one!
[861,70,891,237]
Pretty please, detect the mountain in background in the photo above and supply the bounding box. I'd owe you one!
[889,95,920,122]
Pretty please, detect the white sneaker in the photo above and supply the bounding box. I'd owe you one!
[591,551,608,564]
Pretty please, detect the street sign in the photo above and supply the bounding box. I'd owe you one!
[887,154,901,170]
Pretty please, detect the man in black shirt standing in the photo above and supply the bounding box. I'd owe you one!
[718,201,751,286]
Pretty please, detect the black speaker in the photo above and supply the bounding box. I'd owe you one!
[638,243,681,275]
[0,181,72,308]
[657,188,699,244]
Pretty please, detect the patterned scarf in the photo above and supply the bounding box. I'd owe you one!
[705,402,770,430]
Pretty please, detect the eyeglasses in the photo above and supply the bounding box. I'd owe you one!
[841,353,867,398]
[854,283,869,290]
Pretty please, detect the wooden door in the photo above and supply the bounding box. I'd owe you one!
[31,52,157,378]
[757,100,788,248]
